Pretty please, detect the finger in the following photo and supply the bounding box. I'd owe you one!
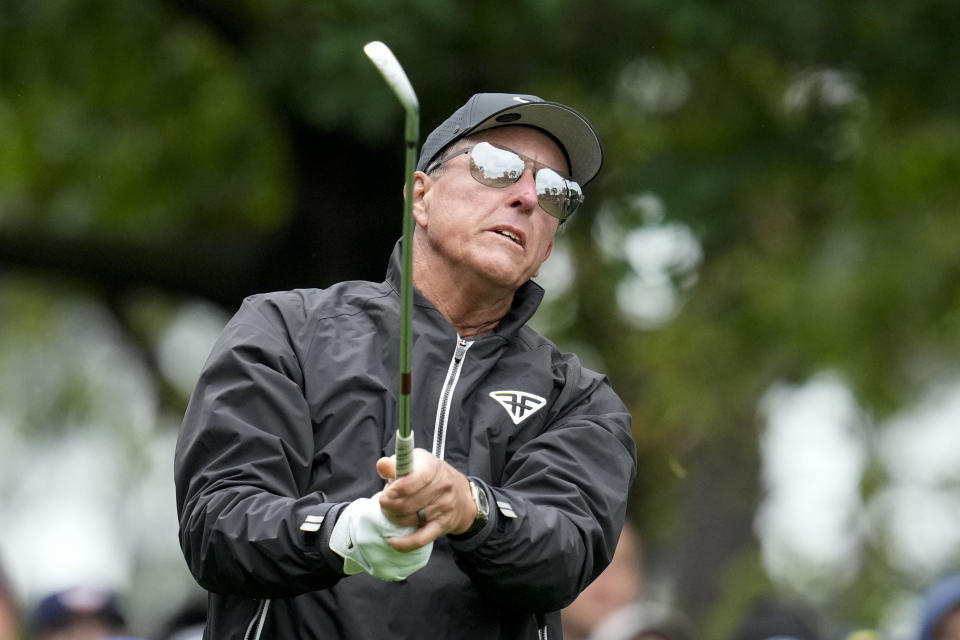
[377,488,431,527]
[382,454,437,500]
[376,456,396,481]
[378,497,430,529]
[386,520,444,552]
[378,503,407,526]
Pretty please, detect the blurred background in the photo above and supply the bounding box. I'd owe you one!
[0,1,958,639]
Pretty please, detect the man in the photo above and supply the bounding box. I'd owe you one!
[0,567,17,640]
[175,92,637,639]
[28,586,132,640]
[919,574,960,640]
[562,523,695,640]
[562,523,644,640]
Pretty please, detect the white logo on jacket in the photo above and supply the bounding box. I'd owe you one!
[489,391,546,425]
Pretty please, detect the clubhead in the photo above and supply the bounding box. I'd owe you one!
[364,41,419,116]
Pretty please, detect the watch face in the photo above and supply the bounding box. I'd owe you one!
[474,481,489,517]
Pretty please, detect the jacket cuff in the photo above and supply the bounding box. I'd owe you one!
[447,478,497,552]
[300,501,348,575]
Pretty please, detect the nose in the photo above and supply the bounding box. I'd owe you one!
[509,168,539,213]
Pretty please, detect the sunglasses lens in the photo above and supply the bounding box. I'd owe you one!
[467,142,584,220]
[536,169,583,220]
[469,142,525,187]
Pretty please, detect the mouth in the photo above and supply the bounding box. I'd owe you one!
[489,227,524,248]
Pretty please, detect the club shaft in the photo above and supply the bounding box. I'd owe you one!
[363,41,419,478]
[396,120,417,477]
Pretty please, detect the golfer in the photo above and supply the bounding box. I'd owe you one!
[175,93,637,639]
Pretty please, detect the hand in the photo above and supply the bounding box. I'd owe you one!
[328,494,433,582]
[376,448,478,552]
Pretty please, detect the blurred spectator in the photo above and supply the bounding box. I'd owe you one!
[562,523,695,640]
[0,566,19,640]
[587,601,695,640]
[563,523,645,640]
[155,597,206,640]
[728,597,820,640]
[29,586,130,640]
[918,573,960,640]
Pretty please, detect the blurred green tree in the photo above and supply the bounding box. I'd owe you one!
[1,0,958,637]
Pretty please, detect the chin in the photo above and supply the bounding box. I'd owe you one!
[464,248,537,289]
[484,260,533,286]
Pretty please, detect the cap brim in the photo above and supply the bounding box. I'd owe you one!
[464,101,604,186]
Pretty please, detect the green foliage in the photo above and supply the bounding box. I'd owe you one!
[1,0,959,635]
[0,0,291,239]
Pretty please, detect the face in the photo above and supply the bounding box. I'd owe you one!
[412,126,566,292]
[0,595,15,640]
[39,618,124,640]
[562,525,643,637]
[936,605,960,640]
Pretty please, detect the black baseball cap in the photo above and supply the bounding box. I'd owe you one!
[416,93,604,186]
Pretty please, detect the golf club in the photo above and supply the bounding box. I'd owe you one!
[363,40,419,478]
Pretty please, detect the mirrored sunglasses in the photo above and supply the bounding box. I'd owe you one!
[426,141,584,220]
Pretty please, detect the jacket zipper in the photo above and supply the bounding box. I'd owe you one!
[243,599,271,640]
[536,613,549,639]
[431,336,473,459]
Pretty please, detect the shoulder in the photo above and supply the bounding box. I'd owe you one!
[217,281,393,356]
[238,280,393,325]
[512,325,629,414]
[513,325,598,378]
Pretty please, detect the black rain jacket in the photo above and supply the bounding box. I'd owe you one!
[175,242,637,639]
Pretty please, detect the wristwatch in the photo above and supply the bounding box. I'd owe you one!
[467,479,489,530]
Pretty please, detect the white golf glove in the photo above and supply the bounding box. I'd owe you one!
[328,493,432,582]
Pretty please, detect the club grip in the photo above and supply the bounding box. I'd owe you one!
[395,431,414,478]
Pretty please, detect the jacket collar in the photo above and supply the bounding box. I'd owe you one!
[385,239,544,339]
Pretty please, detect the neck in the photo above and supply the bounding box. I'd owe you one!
[412,250,515,339]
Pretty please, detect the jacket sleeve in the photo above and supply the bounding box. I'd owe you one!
[174,293,346,597]
[448,355,637,613]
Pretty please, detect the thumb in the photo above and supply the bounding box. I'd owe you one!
[376,455,396,481]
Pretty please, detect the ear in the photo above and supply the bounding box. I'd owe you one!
[411,171,431,227]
